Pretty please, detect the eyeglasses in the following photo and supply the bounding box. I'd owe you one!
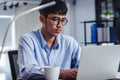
[47,16,68,26]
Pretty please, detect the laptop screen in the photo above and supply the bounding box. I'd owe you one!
[76,45,120,80]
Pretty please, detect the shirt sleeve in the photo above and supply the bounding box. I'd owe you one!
[17,34,45,79]
[70,39,81,68]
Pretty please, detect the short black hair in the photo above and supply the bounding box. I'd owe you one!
[39,0,68,17]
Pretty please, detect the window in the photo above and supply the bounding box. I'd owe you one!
[0,15,15,80]
[0,15,15,52]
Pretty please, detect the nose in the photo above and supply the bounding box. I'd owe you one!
[57,20,63,27]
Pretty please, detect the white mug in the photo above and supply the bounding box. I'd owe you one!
[44,66,60,80]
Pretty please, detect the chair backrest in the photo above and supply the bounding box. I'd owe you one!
[8,50,19,80]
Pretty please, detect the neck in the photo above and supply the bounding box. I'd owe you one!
[41,28,56,48]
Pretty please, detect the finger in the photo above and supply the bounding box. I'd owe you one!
[72,68,78,73]
[72,71,77,76]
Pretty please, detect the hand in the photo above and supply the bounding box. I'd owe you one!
[59,68,78,80]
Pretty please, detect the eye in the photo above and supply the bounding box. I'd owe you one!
[62,18,67,22]
[51,17,60,21]
[62,18,66,22]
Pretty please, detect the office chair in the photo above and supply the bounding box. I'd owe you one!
[8,50,19,80]
[8,50,45,80]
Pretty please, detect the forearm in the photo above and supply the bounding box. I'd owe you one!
[59,68,78,80]
[19,66,45,79]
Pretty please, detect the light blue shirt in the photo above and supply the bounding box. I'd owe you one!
[17,29,81,79]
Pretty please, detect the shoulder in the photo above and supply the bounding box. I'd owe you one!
[19,30,39,43]
[20,30,38,40]
[59,34,81,54]
[61,34,76,41]
[60,34,79,45]
[18,30,40,49]
[20,32,33,40]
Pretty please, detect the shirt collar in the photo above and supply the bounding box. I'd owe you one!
[39,29,47,48]
[39,29,60,49]
[53,35,60,49]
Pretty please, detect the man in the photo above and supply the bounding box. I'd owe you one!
[17,0,81,80]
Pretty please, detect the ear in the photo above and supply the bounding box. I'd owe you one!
[39,15,46,23]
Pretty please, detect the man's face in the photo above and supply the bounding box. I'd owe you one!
[41,13,67,37]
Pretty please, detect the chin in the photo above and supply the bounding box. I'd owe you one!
[53,33,60,37]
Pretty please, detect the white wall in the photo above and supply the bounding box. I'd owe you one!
[63,2,75,37]
[63,0,96,46]
[74,0,95,45]
[0,5,15,16]
[15,3,41,47]
[0,5,16,80]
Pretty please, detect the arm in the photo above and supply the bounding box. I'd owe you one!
[60,38,81,80]
[18,35,44,79]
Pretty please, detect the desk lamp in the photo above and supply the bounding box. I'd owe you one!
[0,1,56,58]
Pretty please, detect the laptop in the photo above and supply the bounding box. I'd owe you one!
[76,45,120,80]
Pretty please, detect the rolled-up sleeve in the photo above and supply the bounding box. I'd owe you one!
[71,39,81,68]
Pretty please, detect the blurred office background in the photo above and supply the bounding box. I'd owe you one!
[0,0,95,80]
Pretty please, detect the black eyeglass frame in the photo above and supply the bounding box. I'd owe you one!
[47,16,68,26]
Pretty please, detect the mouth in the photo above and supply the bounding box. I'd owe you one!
[55,30,61,33]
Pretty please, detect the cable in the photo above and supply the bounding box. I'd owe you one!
[0,1,56,58]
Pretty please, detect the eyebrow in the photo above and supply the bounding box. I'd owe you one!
[52,16,67,19]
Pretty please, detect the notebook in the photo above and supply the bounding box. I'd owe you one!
[76,45,120,80]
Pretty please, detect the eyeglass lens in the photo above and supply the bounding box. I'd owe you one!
[48,17,68,25]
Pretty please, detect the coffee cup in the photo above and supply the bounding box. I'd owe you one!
[44,66,60,80]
